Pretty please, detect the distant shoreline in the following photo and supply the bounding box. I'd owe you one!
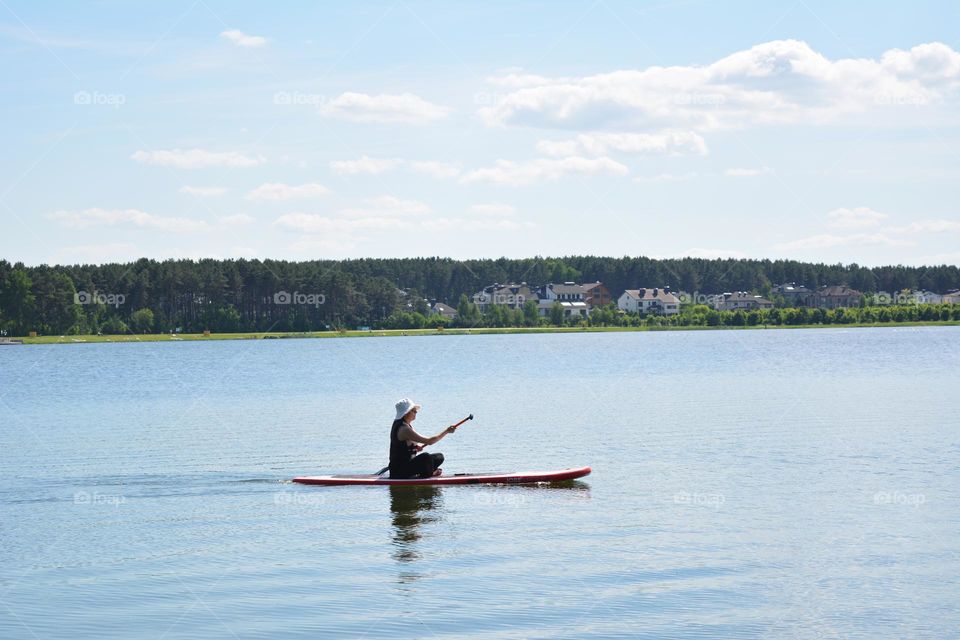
[11,320,959,345]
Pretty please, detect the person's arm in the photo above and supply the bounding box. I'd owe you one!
[397,423,458,447]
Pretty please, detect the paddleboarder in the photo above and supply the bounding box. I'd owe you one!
[390,398,458,479]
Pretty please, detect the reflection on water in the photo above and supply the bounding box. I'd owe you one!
[389,485,443,579]
[387,482,591,584]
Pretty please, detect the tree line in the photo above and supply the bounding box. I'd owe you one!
[0,256,957,336]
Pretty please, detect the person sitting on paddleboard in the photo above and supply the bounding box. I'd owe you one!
[389,398,457,479]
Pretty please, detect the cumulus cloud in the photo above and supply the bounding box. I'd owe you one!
[827,206,889,229]
[246,182,331,200]
[725,166,773,177]
[880,42,960,83]
[220,30,267,47]
[179,185,227,197]
[409,161,461,179]
[329,155,401,175]
[319,92,451,124]
[49,208,209,233]
[479,40,960,131]
[460,156,628,186]
[536,131,708,157]
[132,149,264,169]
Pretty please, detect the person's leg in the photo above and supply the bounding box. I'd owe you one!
[430,453,444,471]
[388,463,412,479]
[410,453,436,478]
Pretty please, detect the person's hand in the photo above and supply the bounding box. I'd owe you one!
[446,425,458,434]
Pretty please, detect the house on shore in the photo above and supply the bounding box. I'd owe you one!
[582,282,612,308]
[897,289,943,305]
[538,281,611,315]
[537,282,587,304]
[813,286,862,309]
[714,292,774,311]
[537,300,589,318]
[771,283,813,307]
[431,302,457,320]
[943,290,960,304]
[535,282,591,317]
[472,283,538,312]
[618,287,680,315]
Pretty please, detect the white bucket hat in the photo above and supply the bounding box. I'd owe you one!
[395,398,421,421]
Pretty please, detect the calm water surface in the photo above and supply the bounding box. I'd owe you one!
[1,327,958,638]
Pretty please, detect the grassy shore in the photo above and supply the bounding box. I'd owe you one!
[11,320,959,345]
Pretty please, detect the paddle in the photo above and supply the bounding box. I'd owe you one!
[375,413,474,475]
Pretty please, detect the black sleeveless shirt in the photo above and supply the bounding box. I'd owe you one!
[389,419,417,475]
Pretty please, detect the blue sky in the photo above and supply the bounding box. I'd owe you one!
[1,0,958,266]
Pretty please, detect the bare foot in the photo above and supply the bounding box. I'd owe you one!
[432,468,443,477]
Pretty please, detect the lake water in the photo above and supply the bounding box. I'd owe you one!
[1,327,958,639]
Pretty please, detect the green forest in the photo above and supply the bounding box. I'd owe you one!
[0,256,957,336]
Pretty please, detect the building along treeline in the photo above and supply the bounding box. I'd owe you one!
[0,257,958,336]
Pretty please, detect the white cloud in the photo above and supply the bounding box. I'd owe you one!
[179,185,227,197]
[409,161,461,179]
[220,29,267,47]
[884,218,960,233]
[460,156,628,186]
[470,203,516,216]
[827,206,889,229]
[341,196,431,217]
[319,92,451,124]
[634,172,698,183]
[881,42,960,82]
[246,182,331,200]
[774,233,912,251]
[725,166,773,177]
[49,208,209,233]
[132,149,264,169]
[329,155,401,175]
[218,214,255,227]
[275,213,412,233]
[480,40,960,131]
[536,131,708,157]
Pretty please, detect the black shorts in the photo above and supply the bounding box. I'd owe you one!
[390,452,444,479]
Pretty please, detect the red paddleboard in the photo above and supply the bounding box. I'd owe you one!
[292,466,591,486]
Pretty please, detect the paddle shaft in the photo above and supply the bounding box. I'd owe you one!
[375,413,474,475]
[448,414,474,430]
